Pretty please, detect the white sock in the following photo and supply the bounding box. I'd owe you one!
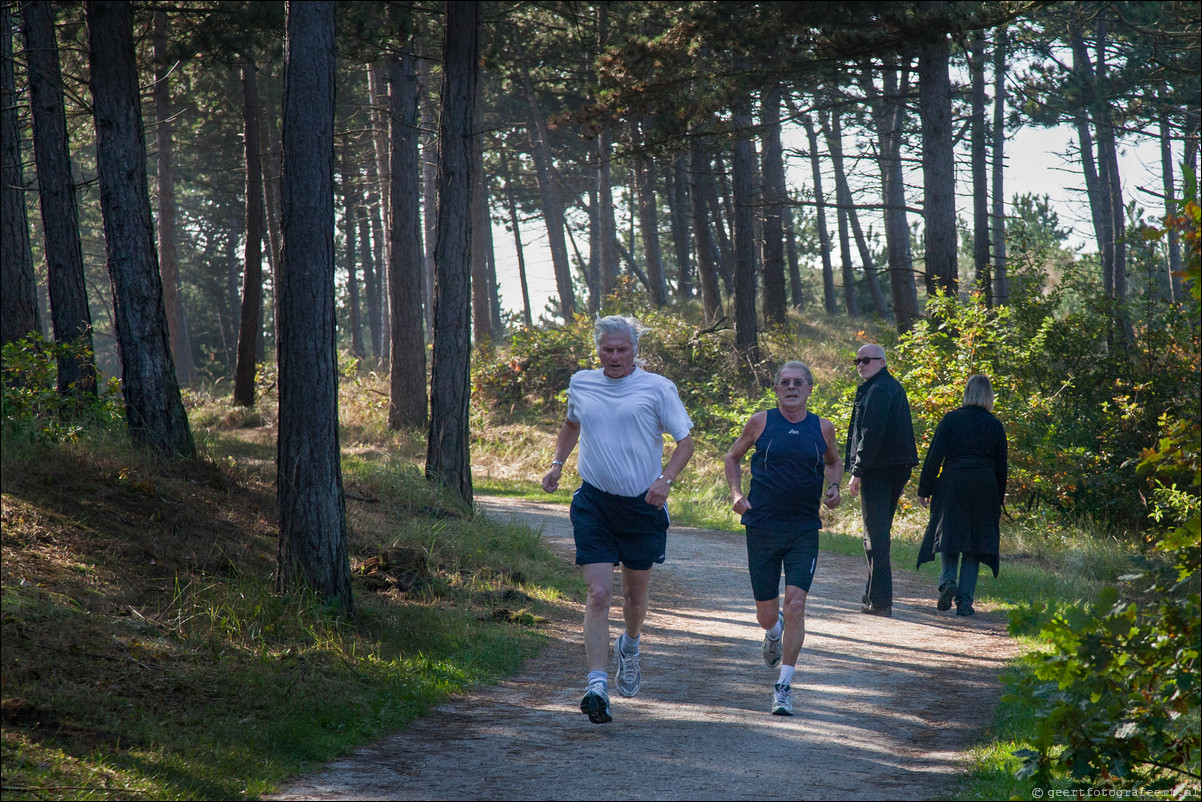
[778,665,795,687]
[588,670,608,687]
[767,619,783,640]
[620,632,640,654]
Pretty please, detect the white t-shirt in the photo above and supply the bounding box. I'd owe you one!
[565,367,693,497]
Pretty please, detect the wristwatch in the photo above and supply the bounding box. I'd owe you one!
[658,474,673,486]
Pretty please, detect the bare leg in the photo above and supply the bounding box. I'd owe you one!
[780,585,808,667]
[619,564,652,640]
[581,563,614,673]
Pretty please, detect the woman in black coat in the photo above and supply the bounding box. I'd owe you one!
[916,374,1008,616]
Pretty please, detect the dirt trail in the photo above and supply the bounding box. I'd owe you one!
[270,496,1020,801]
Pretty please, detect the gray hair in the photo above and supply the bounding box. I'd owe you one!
[962,373,995,411]
[774,360,813,386]
[593,315,648,363]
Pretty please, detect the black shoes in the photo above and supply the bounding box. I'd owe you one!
[860,604,892,617]
[956,604,975,617]
[937,582,957,612]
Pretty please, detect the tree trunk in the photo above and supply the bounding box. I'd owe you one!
[87,0,193,457]
[784,203,803,310]
[498,149,532,327]
[1,2,40,346]
[234,57,264,408]
[1070,24,1114,304]
[521,62,574,321]
[805,114,839,315]
[24,0,97,397]
[1159,83,1182,303]
[991,26,1008,306]
[633,120,668,306]
[865,62,919,333]
[152,11,194,384]
[731,63,759,362]
[1092,20,1132,349]
[357,173,382,359]
[471,71,491,345]
[970,29,991,303]
[596,4,617,302]
[689,137,724,323]
[426,0,478,506]
[340,142,364,358]
[276,0,352,615]
[418,51,437,341]
[759,81,788,327]
[364,141,386,361]
[669,153,693,300]
[388,41,428,430]
[919,3,957,297]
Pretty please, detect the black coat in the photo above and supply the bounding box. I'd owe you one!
[843,368,919,476]
[915,405,1008,577]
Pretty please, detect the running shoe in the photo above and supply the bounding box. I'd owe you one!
[613,634,641,698]
[579,681,612,724]
[771,682,794,716]
[762,611,784,668]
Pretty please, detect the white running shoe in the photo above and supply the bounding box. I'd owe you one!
[613,634,641,698]
[771,682,794,716]
[762,612,784,668]
[580,681,612,724]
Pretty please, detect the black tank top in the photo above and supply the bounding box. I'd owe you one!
[742,408,826,530]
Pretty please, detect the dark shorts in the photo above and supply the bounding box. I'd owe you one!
[746,526,820,601]
[570,481,669,571]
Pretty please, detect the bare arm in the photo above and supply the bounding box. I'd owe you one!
[541,418,581,493]
[646,434,695,509]
[723,412,767,515]
[820,417,844,508]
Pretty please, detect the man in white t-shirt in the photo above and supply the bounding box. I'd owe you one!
[542,316,694,724]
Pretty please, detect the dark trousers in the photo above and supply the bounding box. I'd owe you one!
[860,466,911,608]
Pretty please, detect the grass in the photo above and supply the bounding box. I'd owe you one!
[1,398,583,801]
[1,320,1181,802]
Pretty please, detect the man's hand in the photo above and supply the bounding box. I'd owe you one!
[542,464,563,493]
[918,495,930,508]
[849,475,861,497]
[645,475,671,509]
[823,484,841,508]
[731,493,751,515]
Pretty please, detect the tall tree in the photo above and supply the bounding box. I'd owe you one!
[151,11,195,386]
[759,81,788,327]
[970,29,991,303]
[689,136,724,323]
[864,61,919,333]
[426,0,478,505]
[668,152,693,300]
[919,1,957,297]
[731,58,758,362]
[388,29,428,430]
[24,0,96,398]
[632,119,669,306]
[1,2,40,346]
[991,26,1008,306]
[276,0,352,614]
[234,56,264,408]
[521,61,574,320]
[498,148,533,327]
[805,113,838,315]
[87,0,193,457]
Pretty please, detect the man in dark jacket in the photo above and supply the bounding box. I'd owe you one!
[845,344,918,616]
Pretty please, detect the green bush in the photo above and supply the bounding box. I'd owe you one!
[1,332,123,442]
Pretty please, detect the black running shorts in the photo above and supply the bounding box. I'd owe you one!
[570,481,669,571]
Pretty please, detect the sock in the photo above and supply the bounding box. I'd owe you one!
[778,665,795,687]
[767,619,783,640]
[620,632,640,655]
[588,670,608,688]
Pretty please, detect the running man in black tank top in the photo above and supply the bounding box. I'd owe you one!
[724,361,843,716]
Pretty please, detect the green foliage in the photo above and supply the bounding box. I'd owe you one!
[1003,187,1202,797]
[1,333,123,442]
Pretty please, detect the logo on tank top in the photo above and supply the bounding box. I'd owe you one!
[789,429,799,435]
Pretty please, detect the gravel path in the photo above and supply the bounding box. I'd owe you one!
[270,496,1019,801]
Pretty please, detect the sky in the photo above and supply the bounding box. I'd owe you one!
[488,121,1178,323]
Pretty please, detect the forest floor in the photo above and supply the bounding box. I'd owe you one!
[270,495,1020,801]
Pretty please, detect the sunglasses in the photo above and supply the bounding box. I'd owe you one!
[853,357,882,365]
